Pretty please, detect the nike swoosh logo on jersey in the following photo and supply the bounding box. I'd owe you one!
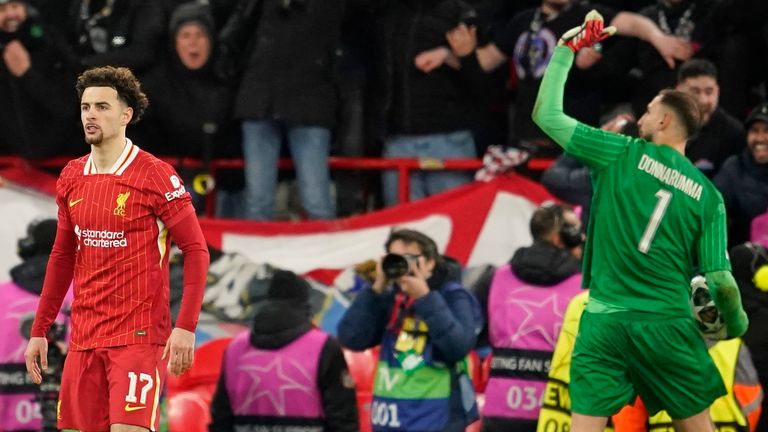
[69,198,84,207]
[124,403,146,412]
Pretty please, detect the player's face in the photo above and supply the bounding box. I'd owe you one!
[747,121,768,164]
[0,1,27,33]
[80,87,132,146]
[637,96,664,141]
[676,76,718,125]
[175,23,211,71]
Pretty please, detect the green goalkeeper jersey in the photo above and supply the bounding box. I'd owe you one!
[533,46,731,318]
[572,124,730,317]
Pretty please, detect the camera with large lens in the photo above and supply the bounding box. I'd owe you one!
[381,253,418,280]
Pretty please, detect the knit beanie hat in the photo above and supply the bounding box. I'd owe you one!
[268,270,310,303]
[169,1,215,39]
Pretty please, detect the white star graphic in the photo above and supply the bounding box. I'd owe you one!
[236,351,315,415]
[505,288,564,347]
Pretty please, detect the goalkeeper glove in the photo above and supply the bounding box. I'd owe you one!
[706,270,749,339]
[559,10,617,53]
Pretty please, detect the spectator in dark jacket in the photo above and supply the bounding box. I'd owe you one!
[445,0,691,157]
[541,155,592,224]
[0,0,81,158]
[138,2,242,216]
[338,228,482,432]
[371,0,484,206]
[629,0,717,116]
[66,0,167,74]
[221,0,342,220]
[714,103,768,248]
[676,58,745,177]
[209,270,359,432]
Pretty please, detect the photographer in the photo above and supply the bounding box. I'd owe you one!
[473,202,584,432]
[0,219,70,432]
[337,229,482,432]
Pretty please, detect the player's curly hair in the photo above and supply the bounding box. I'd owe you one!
[75,66,149,124]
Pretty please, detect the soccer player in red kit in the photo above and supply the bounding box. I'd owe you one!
[23,66,210,432]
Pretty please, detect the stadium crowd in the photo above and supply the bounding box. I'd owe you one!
[1,0,767,221]
[2,0,768,431]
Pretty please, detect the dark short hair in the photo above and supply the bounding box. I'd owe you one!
[659,89,702,139]
[677,58,718,83]
[75,66,149,124]
[530,202,573,241]
[385,228,442,264]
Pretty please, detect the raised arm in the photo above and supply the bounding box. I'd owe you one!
[533,10,636,171]
[532,10,617,146]
[531,46,579,147]
[610,12,693,69]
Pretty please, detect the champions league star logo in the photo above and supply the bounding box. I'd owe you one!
[505,288,566,347]
[236,351,315,415]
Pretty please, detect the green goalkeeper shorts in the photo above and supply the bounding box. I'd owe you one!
[570,311,726,419]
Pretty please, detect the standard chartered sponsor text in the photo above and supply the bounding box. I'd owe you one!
[77,226,128,247]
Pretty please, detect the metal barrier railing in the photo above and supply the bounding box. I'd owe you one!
[0,156,554,218]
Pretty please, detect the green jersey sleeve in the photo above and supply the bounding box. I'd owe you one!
[698,201,731,273]
[533,46,630,171]
[567,124,632,171]
[532,46,578,147]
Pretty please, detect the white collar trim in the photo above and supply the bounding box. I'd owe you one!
[83,139,139,176]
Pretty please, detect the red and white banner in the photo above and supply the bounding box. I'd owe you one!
[0,166,553,277]
[200,174,553,273]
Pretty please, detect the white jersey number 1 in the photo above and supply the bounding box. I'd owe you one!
[638,189,673,254]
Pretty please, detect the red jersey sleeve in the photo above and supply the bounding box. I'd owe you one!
[146,160,195,228]
[31,174,78,337]
[168,213,210,332]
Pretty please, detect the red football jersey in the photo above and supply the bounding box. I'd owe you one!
[55,140,195,350]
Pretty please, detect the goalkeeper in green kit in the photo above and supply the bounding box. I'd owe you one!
[532,10,750,432]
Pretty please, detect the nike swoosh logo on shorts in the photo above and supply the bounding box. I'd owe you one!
[124,403,146,412]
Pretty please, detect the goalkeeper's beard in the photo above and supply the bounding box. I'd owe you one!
[639,123,655,141]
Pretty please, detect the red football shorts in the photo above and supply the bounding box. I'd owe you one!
[58,344,167,431]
